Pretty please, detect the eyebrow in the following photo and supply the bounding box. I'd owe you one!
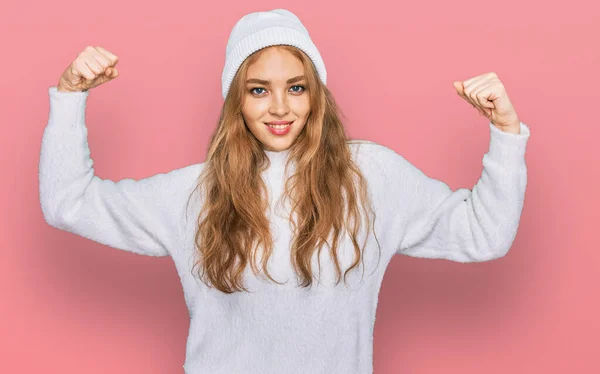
[245,75,306,85]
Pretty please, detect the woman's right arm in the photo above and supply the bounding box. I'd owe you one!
[39,86,202,257]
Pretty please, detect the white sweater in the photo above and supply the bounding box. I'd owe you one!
[39,86,531,373]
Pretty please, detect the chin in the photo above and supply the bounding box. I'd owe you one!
[263,139,294,152]
[264,145,288,152]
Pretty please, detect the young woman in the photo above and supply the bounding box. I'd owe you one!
[39,8,531,374]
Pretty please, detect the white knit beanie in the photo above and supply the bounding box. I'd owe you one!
[221,8,327,99]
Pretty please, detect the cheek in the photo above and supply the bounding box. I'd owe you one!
[242,101,267,123]
[292,97,311,118]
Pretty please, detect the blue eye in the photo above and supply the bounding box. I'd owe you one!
[249,85,306,96]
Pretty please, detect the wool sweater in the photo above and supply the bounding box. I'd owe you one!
[39,86,530,373]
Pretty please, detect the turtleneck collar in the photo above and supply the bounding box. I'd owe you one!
[264,147,292,164]
[263,147,296,177]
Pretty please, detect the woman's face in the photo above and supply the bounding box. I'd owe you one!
[241,47,310,152]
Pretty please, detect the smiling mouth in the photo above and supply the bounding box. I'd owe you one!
[265,121,293,129]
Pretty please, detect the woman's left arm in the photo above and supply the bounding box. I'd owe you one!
[393,72,531,262]
[394,120,530,262]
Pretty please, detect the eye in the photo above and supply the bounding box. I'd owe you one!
[250,87,266,95]
[249,85,306,96]
[290,85,306,93]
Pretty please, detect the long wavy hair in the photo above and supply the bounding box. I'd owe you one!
[186,45,380,294]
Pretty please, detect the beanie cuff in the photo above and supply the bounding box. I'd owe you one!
[221,26,327,99]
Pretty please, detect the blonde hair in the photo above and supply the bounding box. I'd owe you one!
[186,45,380,293]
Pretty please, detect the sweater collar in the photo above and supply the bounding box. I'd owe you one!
[264,147,292,165]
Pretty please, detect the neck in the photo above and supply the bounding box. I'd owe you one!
[264,147,293,170]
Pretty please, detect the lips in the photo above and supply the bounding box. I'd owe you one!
[266,121,293,125]
[265,120,293,135]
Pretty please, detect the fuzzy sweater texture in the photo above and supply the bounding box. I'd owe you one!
[39,86,531,373]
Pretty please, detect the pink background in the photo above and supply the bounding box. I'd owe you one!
[2,0,598,372]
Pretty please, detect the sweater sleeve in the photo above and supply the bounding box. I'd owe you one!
[380,121,530,262]
[39,86,201,257]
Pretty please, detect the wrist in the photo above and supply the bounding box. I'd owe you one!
[56,81,81,93]
[56,85,74,93]
[497,123,521,134]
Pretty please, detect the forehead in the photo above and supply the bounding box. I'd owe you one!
[246,47,304,79]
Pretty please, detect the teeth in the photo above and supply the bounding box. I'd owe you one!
[269,124,290,129]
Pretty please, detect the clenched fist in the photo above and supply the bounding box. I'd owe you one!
[452,72,521,134]
[57,46,119,92]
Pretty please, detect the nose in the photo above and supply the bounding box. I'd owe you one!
[268,91,290,117]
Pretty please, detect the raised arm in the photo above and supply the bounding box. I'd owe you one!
[39,86,202,257]
[377,121,530,262]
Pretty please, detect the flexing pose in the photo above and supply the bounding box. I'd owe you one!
[40,8,530,374]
